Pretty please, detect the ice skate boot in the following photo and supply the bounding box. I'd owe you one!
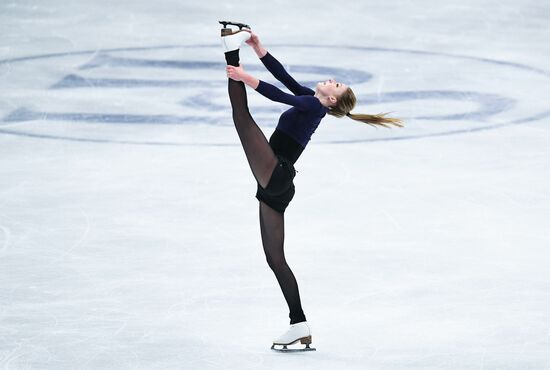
[271,321,316,352]
[219,20,251,52]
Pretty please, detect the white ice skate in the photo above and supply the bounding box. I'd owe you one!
[219,20,251,52]
[271,321,316,352]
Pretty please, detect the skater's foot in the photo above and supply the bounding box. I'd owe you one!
[220,20,251,53]
[273,321,312,346]
[271,321,316,352]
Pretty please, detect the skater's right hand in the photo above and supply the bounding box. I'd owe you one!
[226,64,260,89]
[226,64,246,82]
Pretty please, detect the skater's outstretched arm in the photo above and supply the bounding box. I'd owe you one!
[246,33,314,97]
[227,65,321,112]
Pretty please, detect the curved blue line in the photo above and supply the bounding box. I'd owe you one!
[325,109,550,144]
[2,43,548,78]
[2,89,514,126]
[0,43,548,146]
[358,90,516,121]
[0,45,182,65]
[276,44,550,78]
[1,110,548,146]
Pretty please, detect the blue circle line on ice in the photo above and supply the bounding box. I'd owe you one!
[0,43,548,146]
[1,43,550,78]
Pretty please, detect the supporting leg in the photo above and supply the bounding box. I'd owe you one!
[259,200,307,324]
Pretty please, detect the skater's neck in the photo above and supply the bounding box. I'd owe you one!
[314,92,335,108]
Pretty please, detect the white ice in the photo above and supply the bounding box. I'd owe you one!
[1,0,550,369]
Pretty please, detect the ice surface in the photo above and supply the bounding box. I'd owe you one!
[1,0,550,369]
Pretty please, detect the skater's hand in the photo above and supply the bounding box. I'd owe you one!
[226,64,259,89]
[226,64,246,81]
[245,32,261,48]
[247,32,267,58]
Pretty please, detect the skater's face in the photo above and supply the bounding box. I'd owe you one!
[316,79,348,105]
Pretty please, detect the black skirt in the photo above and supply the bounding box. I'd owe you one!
[255,129,304,214]
[256,154,296,214]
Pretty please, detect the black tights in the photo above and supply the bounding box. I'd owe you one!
[226,50,306,324]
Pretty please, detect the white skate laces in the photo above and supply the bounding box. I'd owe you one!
[271,321,316,352]
[219,20,251,52]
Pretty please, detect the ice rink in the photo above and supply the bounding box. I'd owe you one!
[1,0,550,369]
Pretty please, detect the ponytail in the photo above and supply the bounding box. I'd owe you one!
[346,112,404,128]
[329,87,404,128]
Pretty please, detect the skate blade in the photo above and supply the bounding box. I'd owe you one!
[218,21,250,30]
[271,344,316,352]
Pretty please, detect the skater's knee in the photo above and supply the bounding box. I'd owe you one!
[266,254,287,272]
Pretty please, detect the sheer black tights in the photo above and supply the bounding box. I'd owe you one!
[259,200,306,324]
[226,53,306,324]
[227,78,277,189]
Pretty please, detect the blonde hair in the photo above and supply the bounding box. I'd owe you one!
[328,87,404,128]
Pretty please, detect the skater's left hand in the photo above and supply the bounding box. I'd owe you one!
[226,64,246,81]
[245,32,261,49]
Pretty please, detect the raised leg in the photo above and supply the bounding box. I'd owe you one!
[226,50,277,189]
[259,200,307,324]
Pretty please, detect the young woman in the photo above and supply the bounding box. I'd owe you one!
[220,21,402,351]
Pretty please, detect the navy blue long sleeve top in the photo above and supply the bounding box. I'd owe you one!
[255,52,328,149]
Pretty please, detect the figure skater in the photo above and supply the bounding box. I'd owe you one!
[220,21,403,352]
